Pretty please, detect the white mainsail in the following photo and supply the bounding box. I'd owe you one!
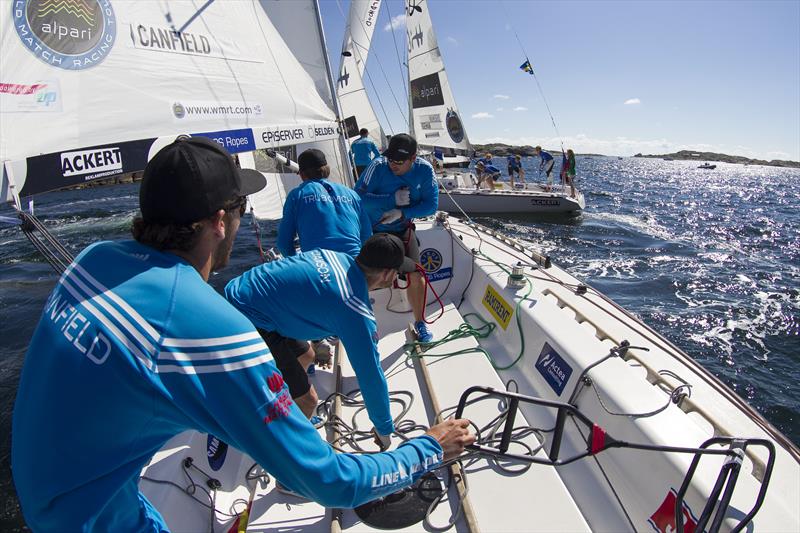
[0,0,339,203]
[406,0,471,157]
[336,0,386,147]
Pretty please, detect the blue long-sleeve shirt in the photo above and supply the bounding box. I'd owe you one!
[277,178,372,257]
[539,150,554,168]
[12,240,442,532]
[225,249,394,435]
[354,157,438,233]
[350,137,382,166]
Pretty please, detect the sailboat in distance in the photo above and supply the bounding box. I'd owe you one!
[405,0,586,215]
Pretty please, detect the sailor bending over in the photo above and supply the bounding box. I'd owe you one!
[355,133,439,342]
[226,234,415,447]
[277,148,372,258]
[11,137,473,532]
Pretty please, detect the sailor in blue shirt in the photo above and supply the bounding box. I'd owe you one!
[535,145,555,190]
[277,148,372,258]
[225,233,416,447]
[350,128,382,179]
[11,137,474,532]
[354,133,439,342]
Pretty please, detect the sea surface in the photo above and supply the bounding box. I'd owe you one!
[1,156,798,528]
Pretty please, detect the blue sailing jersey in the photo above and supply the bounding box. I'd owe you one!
[12,240,442,532]
[539,150,554,163]
[277,178,372,257]
[354,157,438,233]
[225,250,394,434]
[350,137,381,166]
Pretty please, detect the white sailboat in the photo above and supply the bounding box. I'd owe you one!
[1,1,798,532]
[405,0,585,215]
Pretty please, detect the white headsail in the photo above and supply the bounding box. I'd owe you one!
[0,1,339,203]
[336,0,386,147]
[406,0,471,157]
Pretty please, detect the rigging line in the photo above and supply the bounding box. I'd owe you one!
[384,0,410,102]
[333,0,396,134]
[499,0,565,154]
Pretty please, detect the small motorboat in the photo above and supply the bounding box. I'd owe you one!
[698,163,717,169]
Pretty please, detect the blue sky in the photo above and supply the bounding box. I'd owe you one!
[319,0,800,160]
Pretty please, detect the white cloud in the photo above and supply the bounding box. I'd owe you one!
[383,14,405,31]
[493,94,510,100]
[496,107,504,112]
[446,36,459,46]
[624,98,642,105]
[471,112,495,119]
[767,150,790,159]
[513,106,528,111]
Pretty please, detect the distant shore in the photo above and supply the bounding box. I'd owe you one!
[473,143,800,168]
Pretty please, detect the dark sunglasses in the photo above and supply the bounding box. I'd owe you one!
[388,157,410,165]
[225,196,247,217]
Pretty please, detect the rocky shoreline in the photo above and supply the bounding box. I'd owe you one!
[473,143,799,168]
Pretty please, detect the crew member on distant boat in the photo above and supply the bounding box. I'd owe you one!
[226,234,416,448]
[11,137,474,532]
[350,128,382,179]
[355,133,439,343]
[535,146,555,191]
[277,148,372,258]
[566,149,577,198]
[507,153,525,188]
[476,160,501,190]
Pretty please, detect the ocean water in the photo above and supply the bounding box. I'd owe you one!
[1,156,798,529]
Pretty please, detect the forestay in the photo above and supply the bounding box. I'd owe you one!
[406,0,471,157]
[0,0,338,202]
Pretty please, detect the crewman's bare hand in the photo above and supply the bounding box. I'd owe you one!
[425,418,475,462]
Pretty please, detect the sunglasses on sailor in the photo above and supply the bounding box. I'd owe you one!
[225,196,247,217]
[388,157,411,166]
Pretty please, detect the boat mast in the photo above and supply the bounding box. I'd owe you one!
[312,0,357,186]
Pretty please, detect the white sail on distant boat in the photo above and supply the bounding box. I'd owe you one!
[2,2,798,532]
[402,0,585,214]
[336,0,387,149]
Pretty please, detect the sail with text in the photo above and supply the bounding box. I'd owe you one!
[336,0,386,147]
[0,1,339,203]
[406,0,471,158]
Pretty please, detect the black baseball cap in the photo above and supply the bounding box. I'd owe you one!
[357,233,417,273]
[382,133,417,161]
[140,136,266,224]
[298,148,327,173]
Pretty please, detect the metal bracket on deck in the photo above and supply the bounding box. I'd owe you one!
[454,386,775,533]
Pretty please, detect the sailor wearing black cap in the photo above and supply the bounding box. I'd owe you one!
[354,133,439,342]
[225,234,418,448]
[277,148,372,258]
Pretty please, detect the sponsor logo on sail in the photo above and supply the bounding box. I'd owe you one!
[61,147,122,180]
[364,0,380,26]
[408,25,423,51]
[0,81,59,111]
[172,102,186,119]
[192,128,256,154]
[13,0,117,70]
[411,73,445,109]
[482,285,513,330]
[648,489,698,533]
[406,0,423,17]
[130,23,211,56]
[446,108,464,143]
[535,343,573,395]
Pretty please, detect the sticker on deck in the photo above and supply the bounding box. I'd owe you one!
[535,342,573,396]
[648,488,698,533]
[482,285,513,330]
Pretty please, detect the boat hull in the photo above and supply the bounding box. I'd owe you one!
[438,188,585,214]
